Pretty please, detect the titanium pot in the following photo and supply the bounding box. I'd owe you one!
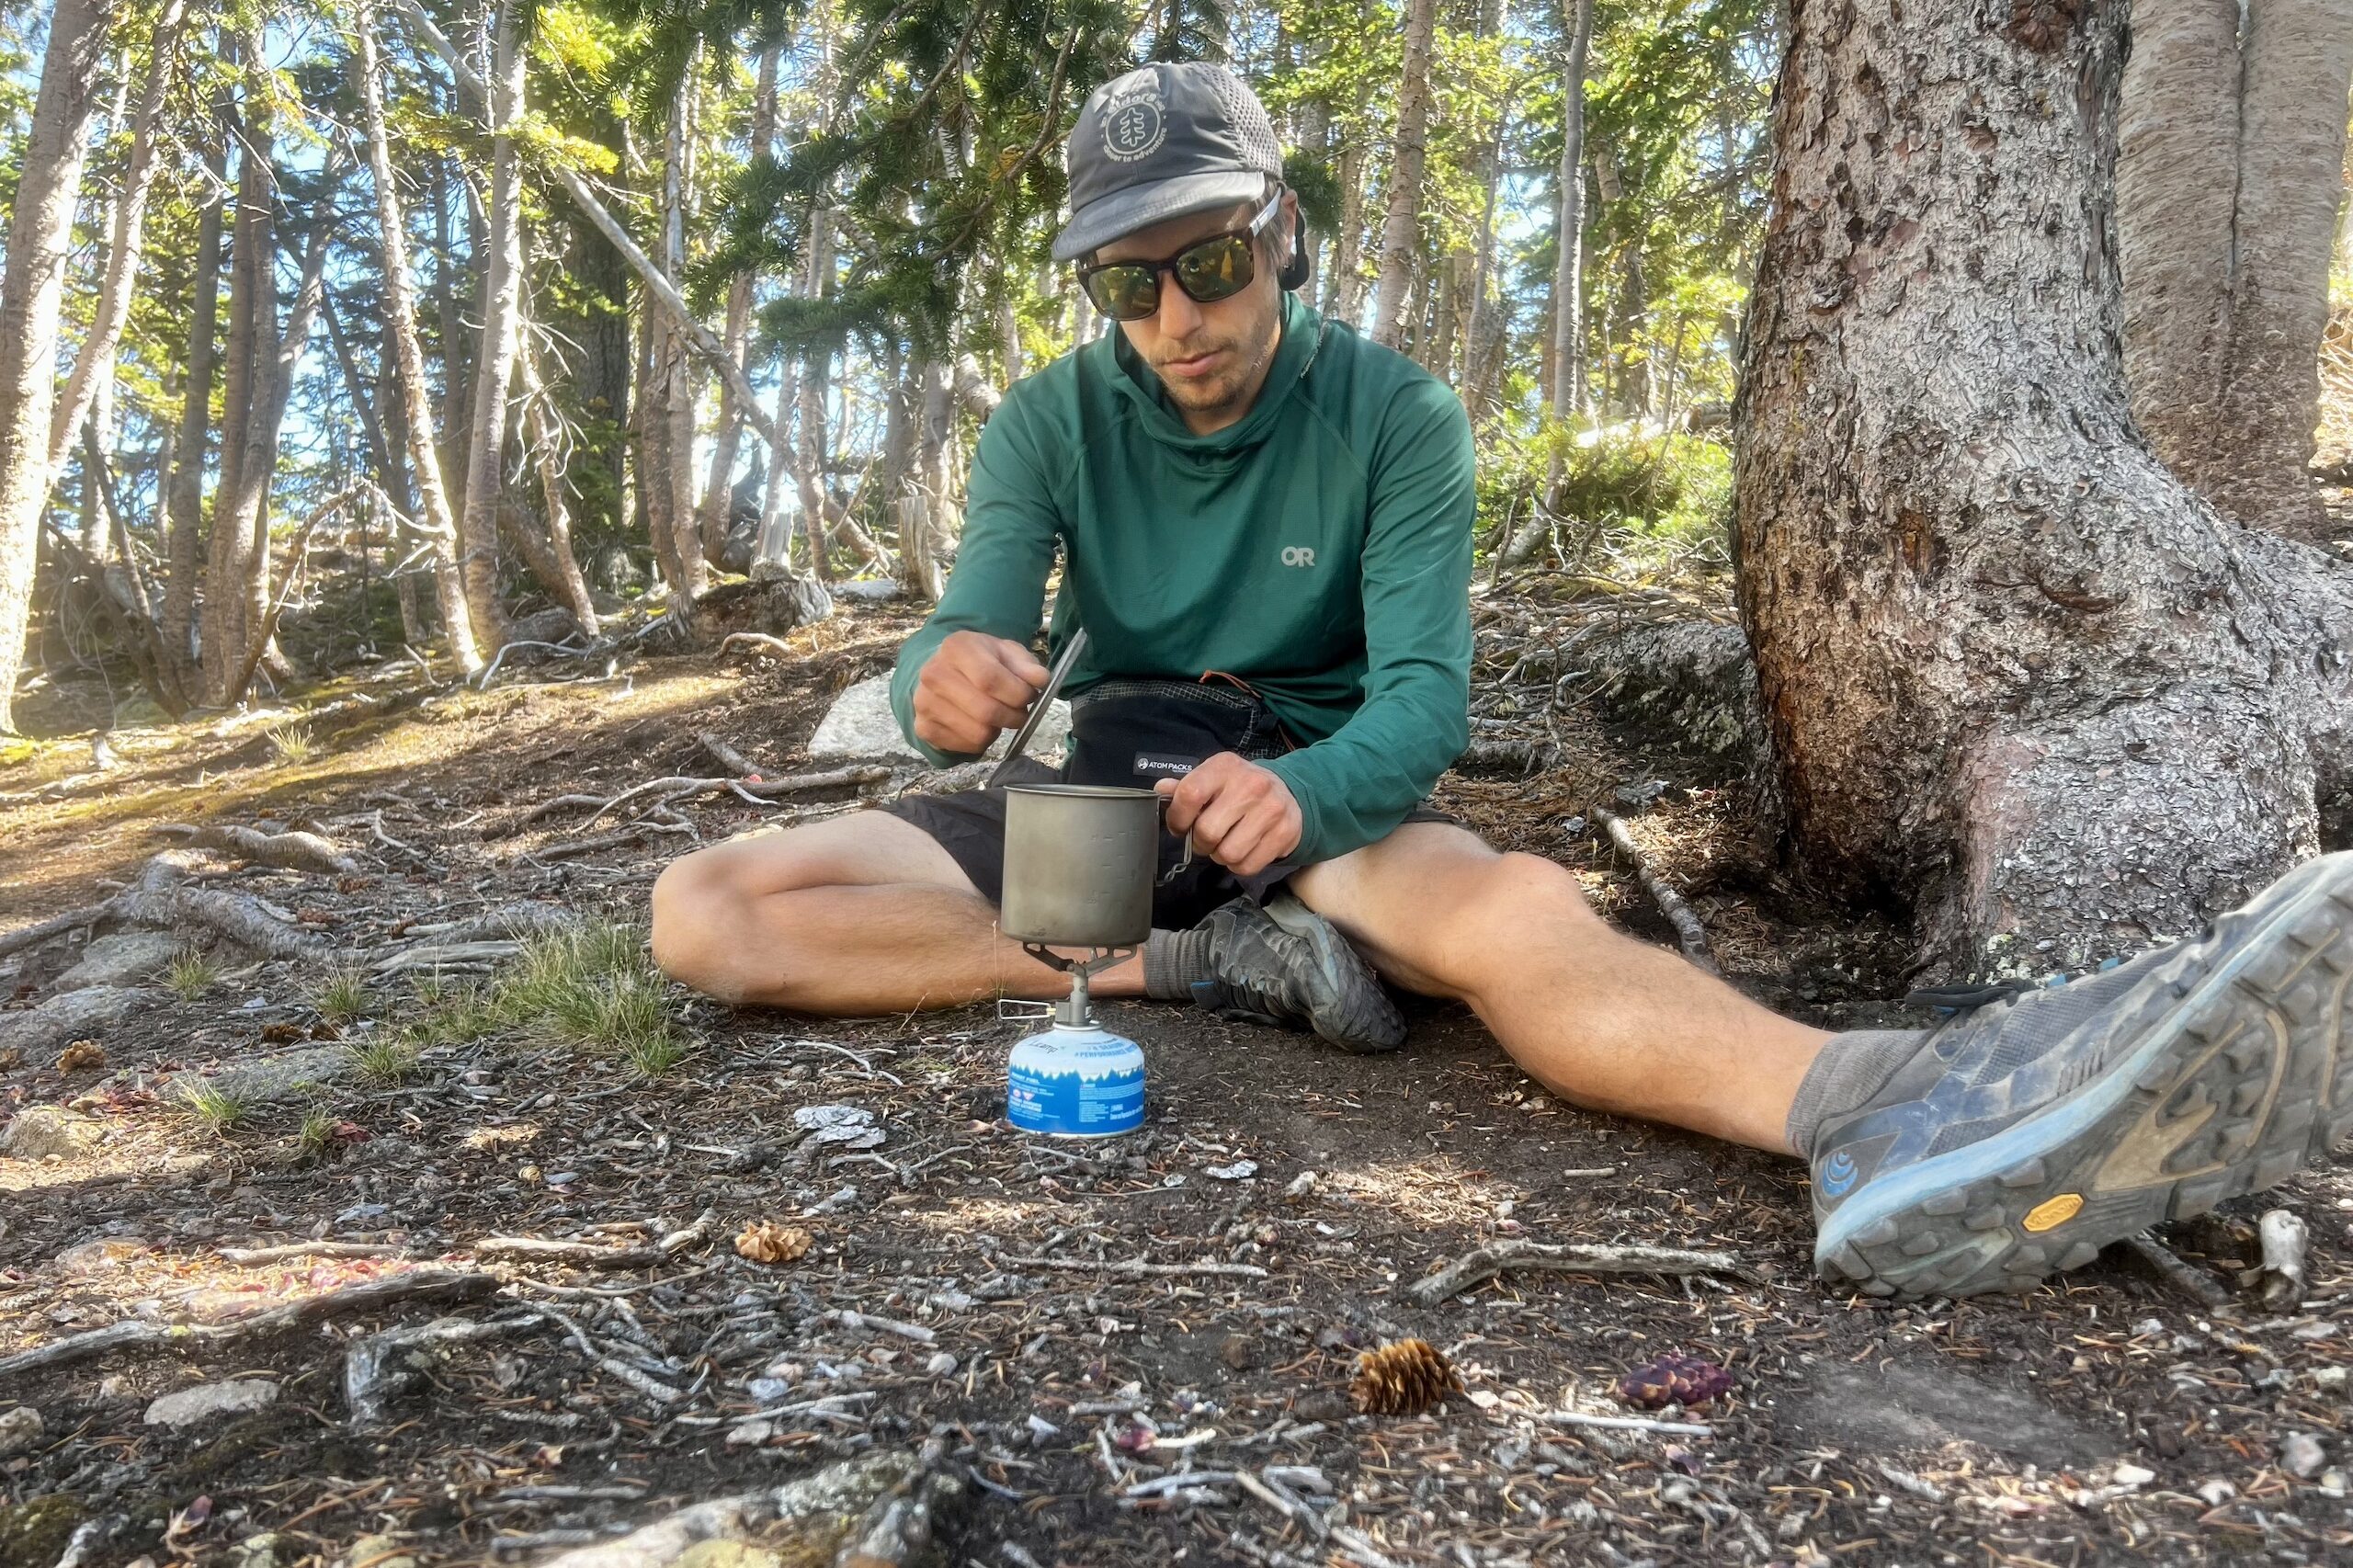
[1000,783,1190,949]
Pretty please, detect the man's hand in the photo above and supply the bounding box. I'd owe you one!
[912,631,1049,756]
[1155,753,1302,879]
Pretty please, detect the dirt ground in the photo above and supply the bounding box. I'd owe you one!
[2,592,2349,1568]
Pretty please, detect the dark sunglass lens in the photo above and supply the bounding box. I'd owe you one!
[1086,266,1158,320]
[1175,234,1254,302]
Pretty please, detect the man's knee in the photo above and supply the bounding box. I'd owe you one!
[649,847,744,993]
[1443,850,1600,977]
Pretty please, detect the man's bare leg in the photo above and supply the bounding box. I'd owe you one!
[1290,824,1825,1153]
[649,812,1141,1013]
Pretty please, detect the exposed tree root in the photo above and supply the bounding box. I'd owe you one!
[0,1268,499,1379]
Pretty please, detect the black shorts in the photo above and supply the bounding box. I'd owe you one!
[884,678,1457,931]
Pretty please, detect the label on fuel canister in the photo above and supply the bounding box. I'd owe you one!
[1007,1024,1145,1138]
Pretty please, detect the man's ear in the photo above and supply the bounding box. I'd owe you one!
[1277,189,1312,292]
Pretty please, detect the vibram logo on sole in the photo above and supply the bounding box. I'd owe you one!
[2023,1193,2084,1232]
[1818,1152,1859,1197]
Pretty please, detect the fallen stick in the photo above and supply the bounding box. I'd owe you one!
[2111,1233,2231,1309]
[1591,807,1720,974]
[718,631,796,659]
[220,1242,407,1265]
[0,1268,498,1379]
[1540,1408,1714,1438]
[473,1209,715,1268]
[696,732,756,777]
[993,1253,1269,1281]
[371,939,521,974]
[347,1312,539,1428]
[523,1303,686,1405]
[832,1308,936,1345]
[153,823,359,875]
[1408,1239,1750,1305]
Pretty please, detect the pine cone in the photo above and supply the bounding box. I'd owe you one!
[1349,1338,1463,1415]
[56,1040,107,1073]
[734,1221,814,1265]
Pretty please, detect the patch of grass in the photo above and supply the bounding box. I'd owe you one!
[266,722,314,766]
[313,967,371,1024]
[495,921,690,1077]
[413,982,500,1047]
[297,1106,336,1157]
[164,950,218,1001]
[177,1077,251,1134]
[351,1036,421,1085]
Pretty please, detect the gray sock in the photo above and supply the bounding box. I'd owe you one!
[1783,1029,1927,1159]
[1143,926,1214,1001]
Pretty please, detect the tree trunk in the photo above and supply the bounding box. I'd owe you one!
[49,0,186,481]
[1371,0,1437,348]
[514,330,602,637]
[1546,0,1593,431]
[1328,141,1366,324]
[660,47,706,608]
[1733,0,2353,973]
[455,0,525,649]
[0,0,121,731]
[2116,0,2353,541]
[355,0,482,676]
[161,83,227,685]
[696,43,782,566]
[796,347,835,585]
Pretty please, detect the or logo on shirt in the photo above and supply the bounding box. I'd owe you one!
[1102,79,1166,163]
[1280,546,1316,568]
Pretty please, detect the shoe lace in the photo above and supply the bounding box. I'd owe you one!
[1902,954,2130,1015]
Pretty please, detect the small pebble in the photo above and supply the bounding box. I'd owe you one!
[2281,1431,2327,1480]
[2110,1463,2154,1488]
[2195,1479,2235,1506]
[925,1352,959,1377]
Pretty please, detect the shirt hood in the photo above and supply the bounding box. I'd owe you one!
[1098,291,1325,457]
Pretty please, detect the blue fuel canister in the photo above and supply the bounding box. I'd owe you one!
[1007,1023,1145,1138]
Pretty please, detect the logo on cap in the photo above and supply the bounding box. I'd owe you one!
[1101,78,1166,163]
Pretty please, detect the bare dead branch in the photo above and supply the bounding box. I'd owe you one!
[1408,1239,1752,1305]
[1590,807,1721,975]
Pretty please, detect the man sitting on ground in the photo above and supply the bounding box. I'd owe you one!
[653,62,2353,1301]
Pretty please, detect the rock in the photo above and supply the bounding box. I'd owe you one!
[0,1106,104,1159]
[925,1351,959,1378]
[144,1378,278,1431]
[341,1535,416,1568]
[2110,1463,2154,1488]
[0,985,164,1059]
[1218,1333,1258,1372]
[535,1451,959,1568]
[2281,1431,2327,1480]
[165,1045,350,1107]
[0,1406,41,1458]
[723,1419,774,1448]
[229,1532,286,1568]
[2194,1478,2235,1506]
[52,932,184,993]
[54,1235,152,1273]
[671,1546,785,1568]
[831,578,902,603]
[808,674,1070,765]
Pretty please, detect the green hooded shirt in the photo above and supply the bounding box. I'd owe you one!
[889,293,1474,865]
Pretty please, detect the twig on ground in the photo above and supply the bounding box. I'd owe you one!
[1540,1408,1715,1438]
[0,1269,499,1378]
[1329,1525,1408,1568]
[220,1242,407,1265]
[1591,807,1721,974]
[371,940,522,975]
[347,1312,539,1427]
[832,1308,936,1345]
[0,903,111,961]
[718,631,797,659]
[992,1253,1270,1280]
[1408,1239,1750,1305]
[472,1210,716,1269]
[696,732,757,777]
[2112,1233,2232,1308]
[522,1302,686,1406]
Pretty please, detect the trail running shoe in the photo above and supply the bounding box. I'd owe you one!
[1188,894,1406,1054]
[1812,851,2353,1300]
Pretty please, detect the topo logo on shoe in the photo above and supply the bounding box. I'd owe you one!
[1818,1152,1859,1197]
[1280,546,1316,568]
[1102,85,1166,163]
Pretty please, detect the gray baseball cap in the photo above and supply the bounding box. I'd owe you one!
[1051,62,1284,264]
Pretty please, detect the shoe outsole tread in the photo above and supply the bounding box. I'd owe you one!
[1816,852,2353,1301]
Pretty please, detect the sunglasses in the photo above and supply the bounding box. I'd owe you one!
[1078,189,1284,323]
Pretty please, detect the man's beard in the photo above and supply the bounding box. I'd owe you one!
[1150,310,1277,415]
